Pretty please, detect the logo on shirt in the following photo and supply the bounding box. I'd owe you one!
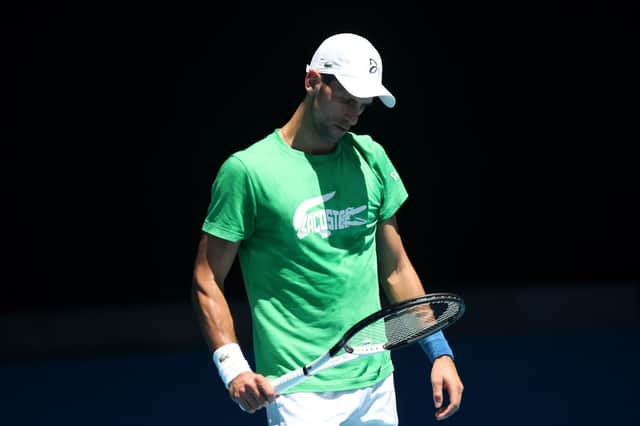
[293,191,367,239]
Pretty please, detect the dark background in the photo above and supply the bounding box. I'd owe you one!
[3,4,638,312]
[2,4,639,426]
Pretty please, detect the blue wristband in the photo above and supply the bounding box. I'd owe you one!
[419,331,454,363]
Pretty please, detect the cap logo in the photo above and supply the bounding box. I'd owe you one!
[369,58,378,74]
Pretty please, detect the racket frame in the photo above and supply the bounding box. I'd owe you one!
[271,292,465,393]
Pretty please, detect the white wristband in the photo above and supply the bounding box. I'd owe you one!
[212,343,252,388]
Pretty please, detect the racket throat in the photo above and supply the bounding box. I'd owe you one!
[304,352,333,376]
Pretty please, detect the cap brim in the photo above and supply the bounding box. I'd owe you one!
[335,75,396,108]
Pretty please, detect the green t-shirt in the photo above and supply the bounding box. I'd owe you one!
[202,129,408,393]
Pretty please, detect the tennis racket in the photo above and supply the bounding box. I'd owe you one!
[270,292,466,393]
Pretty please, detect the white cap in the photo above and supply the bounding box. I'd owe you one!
[306,33,396,108]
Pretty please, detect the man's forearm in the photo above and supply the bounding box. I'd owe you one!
[191,279,239,352]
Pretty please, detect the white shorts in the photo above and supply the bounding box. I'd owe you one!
[266,374,398,426]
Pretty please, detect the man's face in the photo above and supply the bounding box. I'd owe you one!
[312,78,373,142]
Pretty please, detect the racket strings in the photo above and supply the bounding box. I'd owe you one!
[344,300,462,351]
[345,319,388,349]
[384,301,462,346]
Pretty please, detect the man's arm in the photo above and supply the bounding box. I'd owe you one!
[376,215,464,421]
[376,215,426,302]
[191,233,276,413]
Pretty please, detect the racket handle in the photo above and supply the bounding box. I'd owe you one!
[270,353,333,393]
[271,369,307,394]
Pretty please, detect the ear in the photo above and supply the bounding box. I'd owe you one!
[305,69,323,94]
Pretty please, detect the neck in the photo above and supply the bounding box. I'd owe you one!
[279,101,338,155]
[279,102,304,146]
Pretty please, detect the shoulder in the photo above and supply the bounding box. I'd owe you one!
[343,132,390,160]
[225,130,280,168]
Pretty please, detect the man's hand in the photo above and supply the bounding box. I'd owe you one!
[228,371,277,413]
[431,355,464,421]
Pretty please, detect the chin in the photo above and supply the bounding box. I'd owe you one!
[332,127,348,140]
[318,125,345,144]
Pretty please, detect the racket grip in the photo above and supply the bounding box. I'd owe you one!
[271,369,307,394]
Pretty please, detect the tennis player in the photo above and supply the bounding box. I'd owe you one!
[192,32,464,425]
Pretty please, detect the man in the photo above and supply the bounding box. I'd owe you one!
[192,32,463,425]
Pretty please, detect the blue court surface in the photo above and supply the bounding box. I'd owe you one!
[2,329,638,425]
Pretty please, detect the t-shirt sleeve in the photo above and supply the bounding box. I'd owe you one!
[202,155,256,242]
[375,147,409,222]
